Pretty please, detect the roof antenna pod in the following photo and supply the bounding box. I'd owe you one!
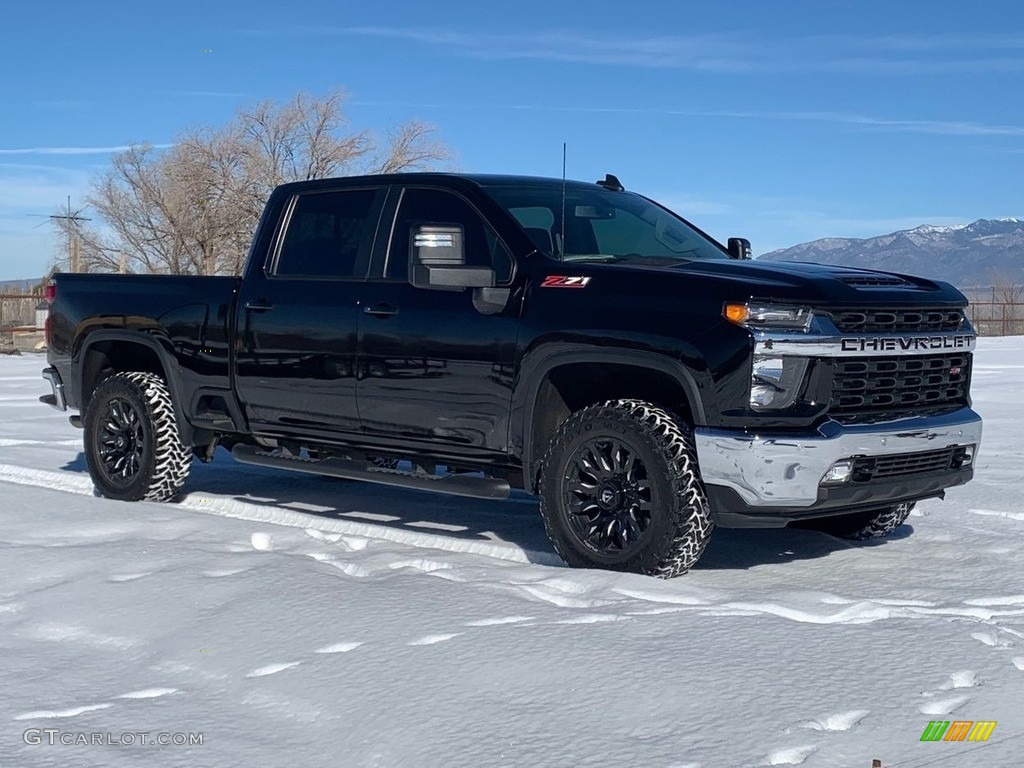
[596,173,624,192]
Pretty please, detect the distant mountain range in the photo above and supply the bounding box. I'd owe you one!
[760,218,1024,288]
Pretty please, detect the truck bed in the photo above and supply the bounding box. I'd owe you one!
[47,273,240,415]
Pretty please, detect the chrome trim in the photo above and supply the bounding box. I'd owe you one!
[695,407,982,507]
[752,314,975,358]
[41,367,66,411]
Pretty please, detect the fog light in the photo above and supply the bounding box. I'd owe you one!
[822,459,854,485]
[953,444,976,469]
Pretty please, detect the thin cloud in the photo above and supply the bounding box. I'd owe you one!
[162,90,251,98]
[0,144,173,156]
[251,26,1024,75]
[353,99,1024,138]
[687,110,1024,137]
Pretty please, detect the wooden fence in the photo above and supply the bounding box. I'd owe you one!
[0,293,45,353]
[967,301,1024,336]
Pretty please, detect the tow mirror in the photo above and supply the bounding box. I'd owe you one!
[728,237,752,260]
[411,224,496,290]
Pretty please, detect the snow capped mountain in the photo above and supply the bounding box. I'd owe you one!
[760,218,1024,287]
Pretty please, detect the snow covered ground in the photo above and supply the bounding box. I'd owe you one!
[1,340,1023,768]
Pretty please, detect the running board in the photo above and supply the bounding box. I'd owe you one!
[231,445,510,500]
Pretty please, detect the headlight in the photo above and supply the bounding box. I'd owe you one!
[724,303,813,331]
[750,356,810,410]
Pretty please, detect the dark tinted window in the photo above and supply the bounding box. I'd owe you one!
[275,189,380,278]
[386,188,514,283]
[486,184,727,263]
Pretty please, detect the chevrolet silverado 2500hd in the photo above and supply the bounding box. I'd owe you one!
[41,173,982,576]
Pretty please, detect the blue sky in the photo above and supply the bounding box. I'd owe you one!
[1,0,1022,280]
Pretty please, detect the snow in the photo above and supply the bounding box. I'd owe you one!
[905,223,967,235]
[2,341,1023,767]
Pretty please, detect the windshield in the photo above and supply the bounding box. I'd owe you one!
[484,184,728,263]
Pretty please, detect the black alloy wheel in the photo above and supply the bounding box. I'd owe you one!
[563,437,653,558]
[97,397,145,485]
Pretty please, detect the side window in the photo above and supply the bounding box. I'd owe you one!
[274,189,381,278]
[386,188,514,284]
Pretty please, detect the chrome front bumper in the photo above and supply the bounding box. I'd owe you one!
[40,366,67,411]
[695,407,983,508]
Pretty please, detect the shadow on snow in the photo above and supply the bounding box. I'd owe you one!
[60,449,905,572]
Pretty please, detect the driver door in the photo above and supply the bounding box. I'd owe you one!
[356,186,519,453]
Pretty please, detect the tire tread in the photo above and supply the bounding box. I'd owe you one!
[89,372,192,502]
[538,398,713,578]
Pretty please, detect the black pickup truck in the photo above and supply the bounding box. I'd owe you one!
[41,172,982,577]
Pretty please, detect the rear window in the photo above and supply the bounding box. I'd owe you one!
[274,189,381,278]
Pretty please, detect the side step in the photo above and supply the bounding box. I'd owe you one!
[231,445,510,501]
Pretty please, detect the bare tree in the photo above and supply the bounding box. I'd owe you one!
[54,91,452,275]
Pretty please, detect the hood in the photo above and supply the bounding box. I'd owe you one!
[594,257,967,307]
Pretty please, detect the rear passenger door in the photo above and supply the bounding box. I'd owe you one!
[235,186,386,437]
[356,186,520,453]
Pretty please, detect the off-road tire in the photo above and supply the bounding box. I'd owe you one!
[804,502,916,541]
[538,399,713,578]
[84,372,192,502]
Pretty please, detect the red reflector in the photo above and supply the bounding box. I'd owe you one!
[45,315,52,346]
[44,282,56,303]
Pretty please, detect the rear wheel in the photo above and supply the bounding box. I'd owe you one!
[84,372,192,502]
[800,502,915,540]
[538,399,713,578]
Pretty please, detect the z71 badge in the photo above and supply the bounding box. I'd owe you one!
[541,276,592,288]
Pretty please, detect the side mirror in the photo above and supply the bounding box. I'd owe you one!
[427,266,496,289]
[409,224,494,290]
[728,237,752,260]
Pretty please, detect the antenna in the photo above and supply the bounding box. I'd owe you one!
[29,196,91,272]
[560,142,567,261]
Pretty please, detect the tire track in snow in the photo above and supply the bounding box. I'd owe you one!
[0,462,562,568]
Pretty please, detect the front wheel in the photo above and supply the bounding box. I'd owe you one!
[84,372,193,502]
[538,399,713,578]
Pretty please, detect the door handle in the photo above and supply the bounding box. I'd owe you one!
[363,303,399,318]
[244,300,275,312]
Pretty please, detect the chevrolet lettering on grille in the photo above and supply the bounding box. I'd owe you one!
[840,335,974,353]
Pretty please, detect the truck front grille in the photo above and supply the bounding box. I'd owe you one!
[831,308,964,333]
[829,353,970,423]
[850,446,972,482]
